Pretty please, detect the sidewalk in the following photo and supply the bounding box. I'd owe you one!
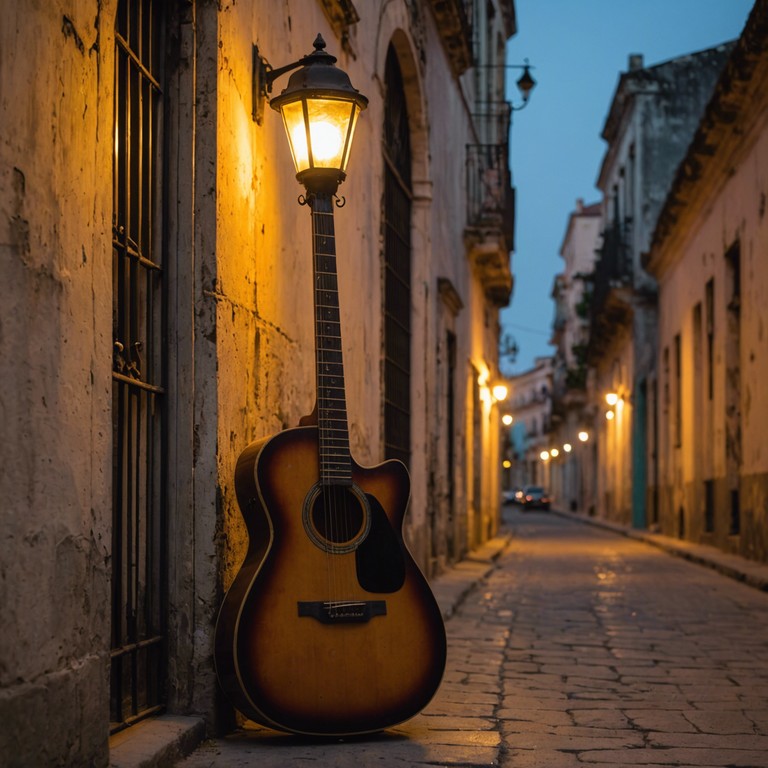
[109,532,512,768]
[552,507,768,592]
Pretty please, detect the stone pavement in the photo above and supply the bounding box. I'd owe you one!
[161,508,768,768]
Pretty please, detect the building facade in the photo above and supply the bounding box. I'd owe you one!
[505,356,553,492]
[0,0,518,764]
[644,0,768,560]
[549,199,602,513]
[586,44,733,528]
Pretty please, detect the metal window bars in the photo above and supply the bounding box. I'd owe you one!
[110,0,167,734]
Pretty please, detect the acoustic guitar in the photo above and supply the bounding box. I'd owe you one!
[215,190,447,736]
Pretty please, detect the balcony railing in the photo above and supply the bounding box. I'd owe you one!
[592,219,630,310]
[586,218,634,358]
[466,143,512,229]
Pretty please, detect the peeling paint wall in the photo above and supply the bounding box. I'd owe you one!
[652,93,768,560]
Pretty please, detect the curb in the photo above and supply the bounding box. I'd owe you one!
[110,715,206,768]
[431,531,513,619]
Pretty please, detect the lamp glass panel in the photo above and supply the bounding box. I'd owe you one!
[305,98,354,170]
[340,104,360,171]
[280,99,310,173]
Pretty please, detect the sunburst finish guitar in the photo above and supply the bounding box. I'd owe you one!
[215,191,447,736]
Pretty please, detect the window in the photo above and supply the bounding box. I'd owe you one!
[382,46,412,466]
[111,0,167,733]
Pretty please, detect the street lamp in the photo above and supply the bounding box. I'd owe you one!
[492,383,509,402]
[254,34,368,195]
[513,60,536,109]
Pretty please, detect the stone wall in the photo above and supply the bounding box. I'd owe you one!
[0,2,115,765]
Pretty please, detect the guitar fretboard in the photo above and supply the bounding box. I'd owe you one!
[310,193,352,485]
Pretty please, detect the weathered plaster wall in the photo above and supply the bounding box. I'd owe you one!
[0,2,114,765]
[654,114,768,559]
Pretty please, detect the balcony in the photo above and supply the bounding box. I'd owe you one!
[427,0,475,75]
[586,218,634,360]
[464,140,514,306]
[463,93,515,307]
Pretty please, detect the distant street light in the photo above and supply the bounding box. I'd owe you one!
[492,383,509,402]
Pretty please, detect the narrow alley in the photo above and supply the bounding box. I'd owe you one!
[172,510,768,767]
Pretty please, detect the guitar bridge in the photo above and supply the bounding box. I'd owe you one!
[298,600,387,624]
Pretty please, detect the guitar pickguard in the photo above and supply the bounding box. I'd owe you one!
[355,493,406,593]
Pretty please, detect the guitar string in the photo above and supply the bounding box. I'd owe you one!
[328,201,356,613]
[313,200,335,615]
[320,201,340,614]
[315,198,349,615]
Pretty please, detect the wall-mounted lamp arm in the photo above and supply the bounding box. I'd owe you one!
[252,45,307,124]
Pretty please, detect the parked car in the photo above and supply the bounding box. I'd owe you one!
[520,485,550,510]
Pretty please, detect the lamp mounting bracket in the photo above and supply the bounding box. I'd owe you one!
[253,44,304,124]
[252,36,336,124]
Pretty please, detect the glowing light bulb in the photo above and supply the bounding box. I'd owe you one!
[309,120,343,163]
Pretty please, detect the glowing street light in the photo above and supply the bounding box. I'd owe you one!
[254,34,368,194]
[492,384,509,402]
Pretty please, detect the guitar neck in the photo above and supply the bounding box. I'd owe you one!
[310,193,352,486]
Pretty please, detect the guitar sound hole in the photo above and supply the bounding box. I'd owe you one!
[303,483,371,554]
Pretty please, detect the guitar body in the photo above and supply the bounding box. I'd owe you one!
[215,426,447,736]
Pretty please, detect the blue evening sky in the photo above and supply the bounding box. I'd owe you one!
[501,0,755,375]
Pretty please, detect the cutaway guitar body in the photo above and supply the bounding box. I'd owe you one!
[215,191,446,735]
[215,427,446,735]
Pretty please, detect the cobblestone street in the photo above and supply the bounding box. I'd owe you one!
[174,510,768,767]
